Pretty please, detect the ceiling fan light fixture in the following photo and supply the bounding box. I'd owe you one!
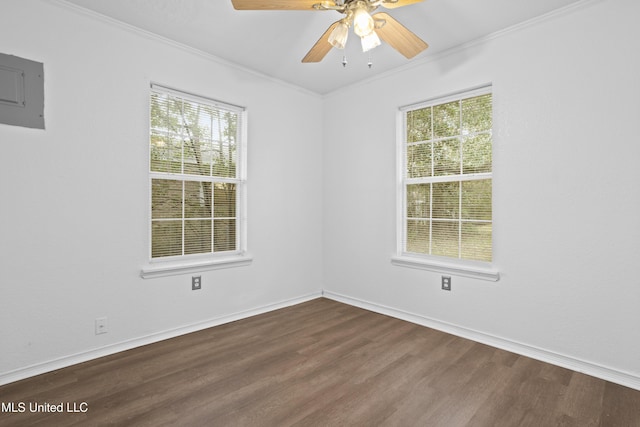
[353,6,375,37]
[328,21,349,49]
[234,0,429,64]
[360,30,381,52]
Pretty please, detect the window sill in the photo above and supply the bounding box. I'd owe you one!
[141,254,253,279]
[391,254,500,282]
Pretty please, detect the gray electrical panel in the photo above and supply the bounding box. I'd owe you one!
[0,53,44,129]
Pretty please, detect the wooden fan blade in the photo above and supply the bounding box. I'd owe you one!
[231,0,326,10]
[302,21,340,63]
[380,0,425,9]
[373,12,428,59]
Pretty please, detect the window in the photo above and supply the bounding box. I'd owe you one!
[148,84,246,262]
[397,86,493,270]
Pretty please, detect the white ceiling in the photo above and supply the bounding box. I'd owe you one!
[62,0,583,94]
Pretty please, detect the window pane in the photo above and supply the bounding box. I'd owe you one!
[407,142,432,178]
[214,219,236,252]
[432,181,459,219]
[180,99,196,131]
[185,181,212,219]
[432,221,459,258]
[212,111,237,178]
[462,180,492,220]
[462,133,492,174]
[212,143,236,178]
[407,219,429,254]
[196,105,215,140]
[152,220,182,258]
[185,219,212,255]
[150,93,172,134]
[407,184,430,218]
[151,95,184,139]
[461,94,492,134]
[150,133,182,173]
[433,101,460,139]
[214,183,236,218]
[461,222,492,261]
[152,179,182,219]
[407,107,432,142]
[183,138,213,176]
[433,138,460,176]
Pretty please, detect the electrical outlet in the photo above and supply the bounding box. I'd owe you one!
[441,276,452,291]
[95,317,108,335]
[192,275,201,290]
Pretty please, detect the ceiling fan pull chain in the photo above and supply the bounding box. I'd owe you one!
[368,52,373,68]
[342,55,348,67]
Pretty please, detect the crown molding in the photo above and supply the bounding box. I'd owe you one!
[324,0,602,97]
[49,0,322,99]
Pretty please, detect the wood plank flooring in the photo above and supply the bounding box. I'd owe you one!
[1,298,639,426]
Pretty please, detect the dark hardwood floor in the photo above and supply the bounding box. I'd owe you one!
[1,298,639,426]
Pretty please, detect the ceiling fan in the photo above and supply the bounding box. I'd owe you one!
[230,0,428,63]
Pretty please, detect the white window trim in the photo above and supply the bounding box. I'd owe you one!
[390,254,499,281]
[393,85,499,282]
[140,253,253,279]
[140,83,251,279]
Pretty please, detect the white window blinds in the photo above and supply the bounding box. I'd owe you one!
[149,84,246,259]
[401,86,493,262]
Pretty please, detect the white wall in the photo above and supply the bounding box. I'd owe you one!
[0,0,323,379]
[323,0,640,383]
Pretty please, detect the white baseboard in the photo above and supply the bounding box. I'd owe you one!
[0,291,322,387]
[323,290,640,391]
[4,289,639,392]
